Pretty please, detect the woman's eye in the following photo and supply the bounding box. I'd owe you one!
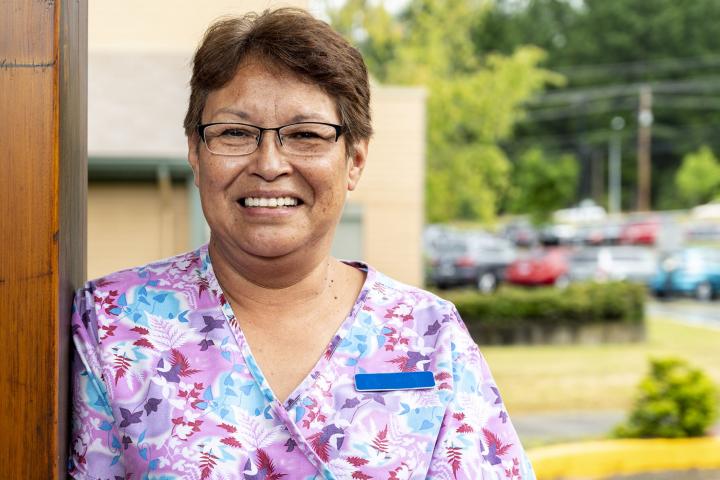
[221,128,249,137]
[291,131,321,139]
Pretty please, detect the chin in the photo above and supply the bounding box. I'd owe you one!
[233,234,307,260]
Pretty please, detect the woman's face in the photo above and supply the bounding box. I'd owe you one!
[188,61,367,262]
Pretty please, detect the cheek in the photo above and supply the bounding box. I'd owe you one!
[200,161,240,190]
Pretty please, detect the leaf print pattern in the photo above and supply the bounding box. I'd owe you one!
[147,312,195,351]
[170,349,201,377]
[371,425,389,454]
[112,353,131,385]
[68,245,535,480]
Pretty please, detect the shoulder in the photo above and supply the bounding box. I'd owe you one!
[71,246,211,346]
[81,246,208,298]
[356,263,474,345]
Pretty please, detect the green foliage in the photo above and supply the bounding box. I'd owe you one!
[443,281,645,329]
[615,357,719,438]
[476,0,720,210]
[675,146,720,206]
[326,0,404,81]
[326,0,561,223]
[507,147,579,224]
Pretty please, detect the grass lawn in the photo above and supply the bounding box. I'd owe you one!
[482,316,720,414]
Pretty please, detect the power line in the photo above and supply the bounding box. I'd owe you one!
[553,55,720,80]
[527,77,720,105]
[521,97,637,121]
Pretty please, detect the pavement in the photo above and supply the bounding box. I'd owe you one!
[647,299,720,329]
[513,410,626,446]
[513,410,720,447]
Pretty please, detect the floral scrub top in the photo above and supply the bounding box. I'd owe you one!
[69,245,535,480]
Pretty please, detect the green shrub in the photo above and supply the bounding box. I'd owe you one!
[442,281,645,329]
[614,357,719,438]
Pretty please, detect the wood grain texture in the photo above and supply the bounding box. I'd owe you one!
[58,0,88,477]
[0,0,87,477]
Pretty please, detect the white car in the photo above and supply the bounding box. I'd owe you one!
[568,246,658,283]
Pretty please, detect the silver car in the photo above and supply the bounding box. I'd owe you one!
[429,233,517,292]
[568,246,658,283]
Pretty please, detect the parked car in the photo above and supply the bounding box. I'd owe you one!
[576,222,623,246]
[619,218,660,245]
[685,221,720,244]
[649,247,720,301]
[500,221,538,248]
[568,246,657,283]
[429,233,517,292]
[539,224,578,246]
[692,201,720,221]
[505,248,570,288]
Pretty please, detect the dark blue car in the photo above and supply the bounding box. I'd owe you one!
[649,247,720,301]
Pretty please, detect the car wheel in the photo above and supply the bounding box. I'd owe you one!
[695,281,713,302]
[477,272,497,294]
[554,275,570,290]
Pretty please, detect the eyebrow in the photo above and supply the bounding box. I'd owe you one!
[212,108,251,120]
[208,108,336,125]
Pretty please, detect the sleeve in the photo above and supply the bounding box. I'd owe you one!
[68,286,126,479]
[426,310,535,480]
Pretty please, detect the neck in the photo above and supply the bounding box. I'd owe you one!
[208,235,339,312]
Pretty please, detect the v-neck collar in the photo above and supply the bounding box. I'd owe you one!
[202,246,374,411]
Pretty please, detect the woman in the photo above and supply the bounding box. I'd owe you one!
[70,8,534,479]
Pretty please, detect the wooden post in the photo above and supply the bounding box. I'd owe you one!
[0,1,87,478]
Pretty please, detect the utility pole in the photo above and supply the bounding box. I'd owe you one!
[636,85,653,211]
[608,116,625,214]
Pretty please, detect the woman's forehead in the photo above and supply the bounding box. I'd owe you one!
[203,62,339,123]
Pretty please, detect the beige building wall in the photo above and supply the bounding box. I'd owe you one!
[87,183,190,279]
[351,86,426,285]
[90,0,309,53]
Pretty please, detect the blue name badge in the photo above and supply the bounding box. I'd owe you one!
[354,372,436,392]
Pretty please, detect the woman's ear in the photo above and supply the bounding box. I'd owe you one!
[187,133,201,187]
[347,139,369,191]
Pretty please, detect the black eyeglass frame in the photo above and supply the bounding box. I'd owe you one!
[196,121,345,156]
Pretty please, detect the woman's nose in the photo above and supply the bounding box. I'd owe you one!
[250,131,291,181]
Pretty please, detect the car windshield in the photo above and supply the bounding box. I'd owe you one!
[439,240,468,256]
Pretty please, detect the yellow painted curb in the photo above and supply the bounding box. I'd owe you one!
[527,437,720,479]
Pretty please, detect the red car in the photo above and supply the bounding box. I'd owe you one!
[619,219,660,245]
[505,248,570,288]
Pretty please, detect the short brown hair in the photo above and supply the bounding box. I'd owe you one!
[184,8,372,151]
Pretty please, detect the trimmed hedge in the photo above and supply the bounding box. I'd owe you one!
[441,282,646,344]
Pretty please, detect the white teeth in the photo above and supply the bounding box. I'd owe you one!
[243,196,299,208]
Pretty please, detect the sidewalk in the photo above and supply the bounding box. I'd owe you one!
[513,410,625,446]
[514,410,720,446]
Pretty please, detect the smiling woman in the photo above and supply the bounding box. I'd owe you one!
[68,8,534,479]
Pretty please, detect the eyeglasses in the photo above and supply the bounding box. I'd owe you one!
[196,121,344,157]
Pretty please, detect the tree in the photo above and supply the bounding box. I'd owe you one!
[326,0,561,223]
[507,147,578,224]
[675,146,720,206]
[476,0,720,210]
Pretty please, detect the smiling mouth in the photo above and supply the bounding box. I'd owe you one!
[240,196,303,208]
